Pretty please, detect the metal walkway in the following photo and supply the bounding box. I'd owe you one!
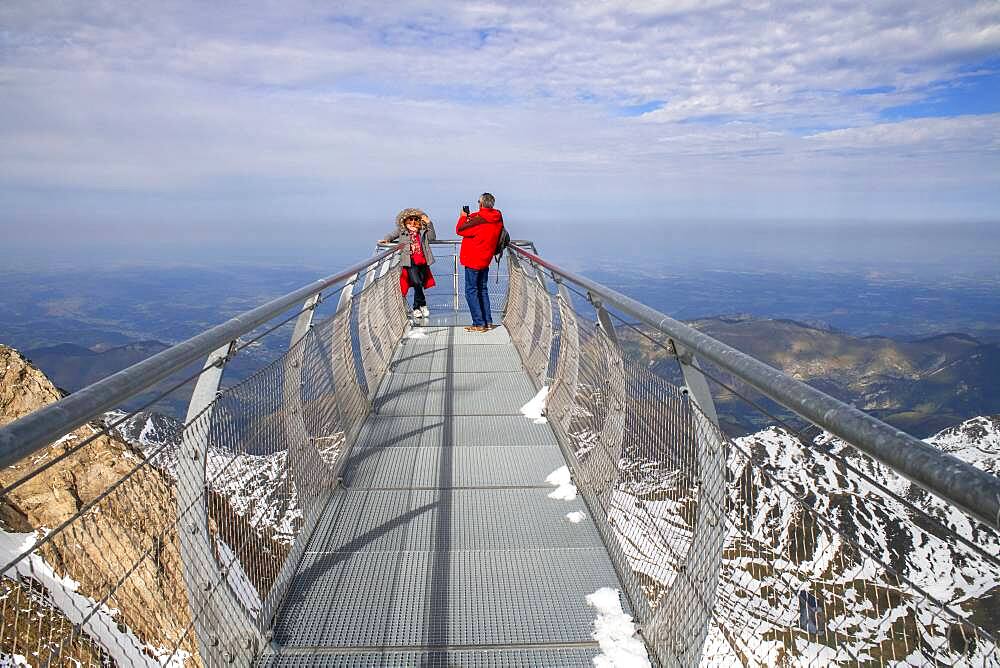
[261,325,621,665]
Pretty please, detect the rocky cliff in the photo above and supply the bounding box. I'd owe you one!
[0,344,199,666]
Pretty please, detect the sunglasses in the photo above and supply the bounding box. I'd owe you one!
[405,216,421,222]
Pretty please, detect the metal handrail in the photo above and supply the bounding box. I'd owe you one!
[375,239,536,247]
[510,244,1000,530]
[0,246,402,469]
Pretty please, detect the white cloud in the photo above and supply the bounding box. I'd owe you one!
[0,0,998,225]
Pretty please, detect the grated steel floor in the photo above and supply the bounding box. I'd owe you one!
[258,647,599,667]
[262,320,625,666]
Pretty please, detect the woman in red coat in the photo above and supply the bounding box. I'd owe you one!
[381,208,436,318]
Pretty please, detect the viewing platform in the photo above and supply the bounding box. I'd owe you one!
[0,241,998,667]
[263,324,617,664]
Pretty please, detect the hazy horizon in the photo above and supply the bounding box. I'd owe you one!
[6,218,1000,279]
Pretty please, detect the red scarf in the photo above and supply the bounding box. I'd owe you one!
[408,230,427,264]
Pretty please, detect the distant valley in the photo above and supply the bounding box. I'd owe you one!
[622,316,1000,437]
[24,339,275,418]
[2,262,998,431]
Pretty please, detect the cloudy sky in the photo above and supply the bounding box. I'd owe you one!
[2,1,999,256]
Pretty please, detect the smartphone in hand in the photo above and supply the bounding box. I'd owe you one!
[462,205,471,215]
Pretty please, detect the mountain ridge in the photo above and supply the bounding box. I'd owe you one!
[621,314,1000,436]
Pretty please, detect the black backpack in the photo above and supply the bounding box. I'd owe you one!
[494,225,510,267]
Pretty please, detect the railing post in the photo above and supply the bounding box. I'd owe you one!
[521,267,554,387]
[646,342,726,666]
[358,259,382,397]
[260,276,367,634]
[518,260,539,354]
[587,309,627,502]
[176,342,264,667]
[359,255,398,399]
[453,251,460,311]
[588,292,619,346]
[333,273,365,435]
[548,281,580,430]
[283,293,332,514]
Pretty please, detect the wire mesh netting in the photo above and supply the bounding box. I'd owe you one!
[358,257,409,396]
[0,260,406,666]
[504,254,552,387]
[511,252,1000,667]
[414,243,509,319]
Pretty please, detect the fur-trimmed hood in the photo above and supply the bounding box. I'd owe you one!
[394,207,431,231]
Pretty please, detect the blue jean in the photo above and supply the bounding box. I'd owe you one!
[464,266,491,326]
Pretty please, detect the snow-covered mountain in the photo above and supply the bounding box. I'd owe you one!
[103,409,182,453]
[610,414,1000,666]
[927,415,1000,477]
[103,409,302,544]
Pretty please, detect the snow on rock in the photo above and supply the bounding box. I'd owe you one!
[584,414,1000,666]
[927,415,1000,477]
[106,409,303,545]
[0,529,189,667]
[0,654,29,667]
[545,465,577,500]
[103,410,182,455]
[585,587,651,668]
[206,448,302,544]
[695,418,1000,665]
[520,385,549,423]
[566,511,587,523]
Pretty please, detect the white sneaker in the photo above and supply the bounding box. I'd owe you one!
[420,306,430,317]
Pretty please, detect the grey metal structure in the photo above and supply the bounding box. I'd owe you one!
[0,241,998,667]
[507,245,1000,532]
[262,324,618,664]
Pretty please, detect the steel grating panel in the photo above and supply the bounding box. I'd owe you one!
[400,325,512,346]
[273,547,624,647]
[376,371,535,401]
[343,445,564,489]
[414,311,476,327]
[373,391,522,416]
[373,373,536,416]
[256,647,600,667]
[265,318,633,663]
[350,416,429,450]
[351,416,558,451]
[391,345,523,373]
[306,488,604,553]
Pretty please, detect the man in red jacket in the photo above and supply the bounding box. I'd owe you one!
[456,192,504,331]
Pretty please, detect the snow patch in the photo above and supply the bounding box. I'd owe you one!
[546,465,571,486]
[566,511,586,524]
[585,587,651,667]
[520,385,549,423]
[404,328,427,339]
[546,466,577,500]
[137,418,158,447]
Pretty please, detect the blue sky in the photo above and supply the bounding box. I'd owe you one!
[1,1,999,256]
